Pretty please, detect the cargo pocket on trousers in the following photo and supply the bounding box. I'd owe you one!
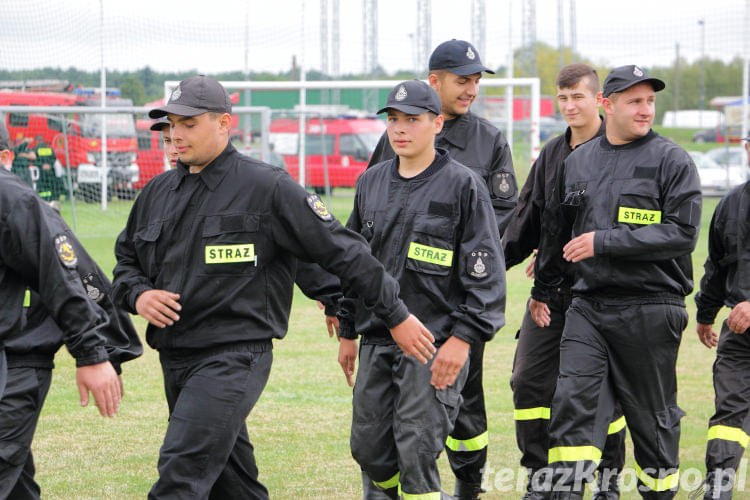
[655,405,685,462]
[0,440,28,467]
[436,384,463,425]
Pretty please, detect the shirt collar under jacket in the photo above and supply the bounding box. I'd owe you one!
[174,142,236,191]
[564,114,606,151]
[391,147,451,182]
[438,112,472,150]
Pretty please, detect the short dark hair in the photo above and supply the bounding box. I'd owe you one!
[556,63,600,95]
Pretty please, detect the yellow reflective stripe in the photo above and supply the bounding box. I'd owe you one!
[23,289,31,307]
[38,191,52,197]
[548,446,601,464]
[634,462,679,492]
[37,147,53,156]
[400,490,441,500]
[617,206,661,225]
[205,244,255,264]
[608,416,627,434]
[708,425,750,448]
[407,242,453,266]
[372,472,399,490]
[514,407,551,421]
[445,430,488,452]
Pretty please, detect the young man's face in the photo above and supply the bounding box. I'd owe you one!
[161,129,179,168]
[168,112,229,168]
[556,77,602,130]
[386,109,443,159]
[429,71,482,119]
[603,82,656,143]
[0,149,12,170]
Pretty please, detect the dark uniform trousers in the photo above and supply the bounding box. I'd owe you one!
[703,320,750,499]
[0,366,52,500]
[351,343,469,499]
[548,298,687,499]
[149,342,273,500]
[511,291,626,480]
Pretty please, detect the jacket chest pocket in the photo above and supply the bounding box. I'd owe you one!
[616,178,661,227]
[133,221,163,279]
[404,215,456,277]
[562,181,588,223]
[200,214,260,276]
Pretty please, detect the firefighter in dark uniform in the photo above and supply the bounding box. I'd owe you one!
[533,66,701,499]
[694,136,750,499]
[11,135,36,186]
[34,135,64,205]
[112,75,437,499]
[337,79,505,500]
[2,245,142,499]
[503,64,626,500]
[368,40,516,500]
[0,121,126,497]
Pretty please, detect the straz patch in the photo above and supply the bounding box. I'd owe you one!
[81,273,105,303]
[306,194,333,221]
[617,207,661,225]
[491,172,516,199]
[205,244,256,264]
[407,242,453,267]
[467,251,492,279]
[54,234,78,269]
[37,147,53,156]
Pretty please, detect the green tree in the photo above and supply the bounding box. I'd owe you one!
[119,74,147,105]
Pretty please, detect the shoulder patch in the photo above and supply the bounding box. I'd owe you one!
[306,194,333,222]
[81,273,105,303]
[490,171,517,199]
[467,250,493,279]
[54,234,78,269]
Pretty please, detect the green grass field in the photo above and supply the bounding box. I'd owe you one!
[30,150,737,498]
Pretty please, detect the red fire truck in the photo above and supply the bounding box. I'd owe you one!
[0,89,139,201]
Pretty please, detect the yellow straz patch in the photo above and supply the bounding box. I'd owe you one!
[617,207,661,225]
[407,242,453,266]
[205,244,255,264]
[37,147,53,156]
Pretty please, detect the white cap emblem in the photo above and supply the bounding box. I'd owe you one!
[466,46,476,60]
[395,85,407,101]
[633,66,644,77]
[170,86,182,102]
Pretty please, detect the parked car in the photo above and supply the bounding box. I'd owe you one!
[706,146,745,169]
[692,125,742,143]
[690,150,747,190]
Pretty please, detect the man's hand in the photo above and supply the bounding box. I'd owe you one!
[529,298,551,328]
[525,250,537,279]
[696,323,719,349]
[76,361,121,417]
[338,338,358,387]
[563,232,595,262]
[136,289,181,328]
[430,336,469,390]
[326,315,339,338]
[727,301,750,334]
[389,314,436,364]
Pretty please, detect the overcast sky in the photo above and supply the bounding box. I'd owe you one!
[1,0,746,75]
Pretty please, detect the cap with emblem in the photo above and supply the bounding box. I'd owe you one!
[149,117,170,132]
[428,39,495,75]
[602,65,666,98]
[377,80,442,116]
[149,75,232,119]
[0,121,10,150]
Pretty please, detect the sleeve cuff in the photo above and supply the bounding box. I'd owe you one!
[129,284,153,313]
[337,319,358,339]
[324,303,339,317]
[381,301,410,330]
[593,230,607,256]
[74,345,110,367]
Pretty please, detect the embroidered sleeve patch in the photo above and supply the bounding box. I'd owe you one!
[54,234,78,269]
[467,250,492,279]
[81,273,105,303]
[306,194,333,222]
[490,172,517,199]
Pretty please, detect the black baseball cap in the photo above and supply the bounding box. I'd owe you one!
[603,65,665,98]
[149,75,232,119]
[149,117,170,132]
[0,121,10,150]
[377,80,442,116]
[428,39,495,75]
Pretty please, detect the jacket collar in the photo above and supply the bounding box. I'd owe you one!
[174,142,235,191]
[600,129,658,150]
[439,112,473,150]
[564,115,606,151]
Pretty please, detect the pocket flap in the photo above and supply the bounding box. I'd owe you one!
[135,221,162,242]
[413,215,454,239]
[203,214,259,237]
[620,179,660,198]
